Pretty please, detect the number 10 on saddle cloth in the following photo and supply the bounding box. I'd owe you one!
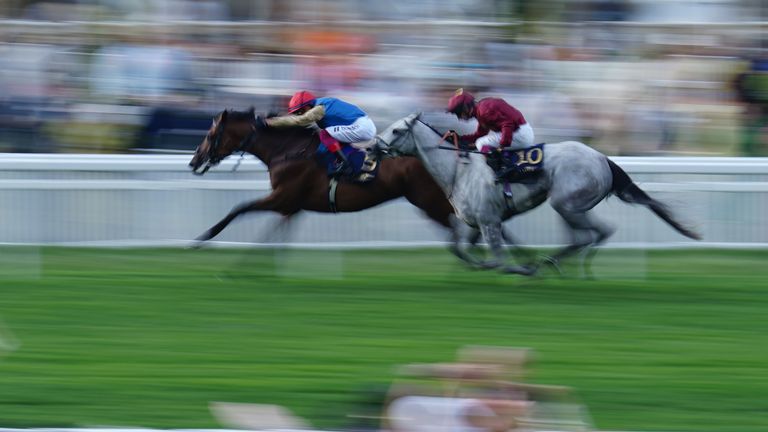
[487,143,545,181]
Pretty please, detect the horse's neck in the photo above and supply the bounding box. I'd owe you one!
[412,122,459,195]
[249,128,318,166]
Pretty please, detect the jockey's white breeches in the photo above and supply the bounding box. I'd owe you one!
[325,116,377,144]
[475,122,534,152]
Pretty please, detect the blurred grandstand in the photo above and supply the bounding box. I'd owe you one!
[0,0,765,155]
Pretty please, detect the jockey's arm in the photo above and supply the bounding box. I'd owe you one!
[499,123,514,148]
[460,124,489,144]
[267,105,326,127]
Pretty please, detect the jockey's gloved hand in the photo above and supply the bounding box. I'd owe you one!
[254,115,269,130]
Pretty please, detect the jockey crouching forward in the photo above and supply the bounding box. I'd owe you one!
[266,91,377,176]
[446,89,535,183]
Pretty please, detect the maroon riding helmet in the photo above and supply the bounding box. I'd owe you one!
[446,88,475,115]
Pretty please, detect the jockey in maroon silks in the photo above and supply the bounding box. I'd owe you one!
[446,89,534,154]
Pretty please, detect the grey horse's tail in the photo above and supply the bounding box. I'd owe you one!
[608,159,701,240]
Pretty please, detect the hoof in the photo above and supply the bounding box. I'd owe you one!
[478,260,502,270]
[193,230,214,243]
[186,242,203,250]
[449,247,480,267]
[539,255,564,276]
[501,265,537,276]
[187,238,208,250]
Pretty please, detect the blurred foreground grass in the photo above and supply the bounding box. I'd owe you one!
[0,247,766,432]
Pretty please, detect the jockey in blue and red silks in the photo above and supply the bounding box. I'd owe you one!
[446,88,534,153]
[265,90,376,175]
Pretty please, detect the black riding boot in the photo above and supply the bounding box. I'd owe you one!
[333,149,352,177]
[495,165,519,183]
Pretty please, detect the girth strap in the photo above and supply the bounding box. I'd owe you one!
[328,178,339,213]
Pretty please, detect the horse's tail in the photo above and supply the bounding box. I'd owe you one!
[608,159,701,240]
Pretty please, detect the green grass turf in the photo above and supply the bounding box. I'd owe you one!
[0,247,766,432]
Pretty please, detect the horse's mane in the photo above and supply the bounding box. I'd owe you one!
[414,112,481,152]
[417,118,442,136]
[225,108,320,154]
[224,109,258,123]
[417,111,477,136]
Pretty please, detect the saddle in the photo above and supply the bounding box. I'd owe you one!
[318,145,379,183]
[486,143,545,184]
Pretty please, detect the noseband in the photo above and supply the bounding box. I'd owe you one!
[200,113,257,174]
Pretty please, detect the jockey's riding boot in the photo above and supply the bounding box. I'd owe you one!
[333,149,353,176]
[495,165,518,183]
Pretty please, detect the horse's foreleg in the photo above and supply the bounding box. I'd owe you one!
[193,192,287,244]
[501,226,539,265]
[468,227,482,246]
[478,224,503,269]
[469,225,536,265]
[214,214,297,277]
[447,215,480,266]
[252,214,296,245]
[480,223,535,276]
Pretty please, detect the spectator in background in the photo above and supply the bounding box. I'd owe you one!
[89,30,197,106]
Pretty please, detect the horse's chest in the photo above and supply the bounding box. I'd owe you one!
[450,186,504,225]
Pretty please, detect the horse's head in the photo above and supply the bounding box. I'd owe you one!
[189,108,259,175]
[377,112,421,156]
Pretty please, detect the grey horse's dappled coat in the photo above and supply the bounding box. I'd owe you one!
[377,113,700,274]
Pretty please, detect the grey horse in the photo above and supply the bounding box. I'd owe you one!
[377,113,701,275]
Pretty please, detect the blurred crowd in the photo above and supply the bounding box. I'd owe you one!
[0,0,766,155]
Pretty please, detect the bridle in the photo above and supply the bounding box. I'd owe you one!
[197,112,258,175]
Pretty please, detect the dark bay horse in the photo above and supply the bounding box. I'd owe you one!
[188,108,471,260]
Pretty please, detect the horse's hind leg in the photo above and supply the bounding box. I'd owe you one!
[580,219,615,278]
[548,210,614,277]
[216,214,297,278]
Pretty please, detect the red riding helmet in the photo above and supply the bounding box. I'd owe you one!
[287,90,317,113]
[446,88,475,114]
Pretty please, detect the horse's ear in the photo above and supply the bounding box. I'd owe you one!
[248,106,255,117]
[406,112,422,125]
[220,110,229,122]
